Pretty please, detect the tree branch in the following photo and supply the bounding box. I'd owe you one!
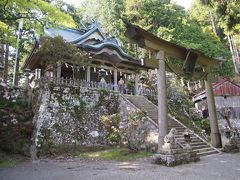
[3,0,9,14]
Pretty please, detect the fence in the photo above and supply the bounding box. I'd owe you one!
[35,77,160,96]
[36,77,114,91]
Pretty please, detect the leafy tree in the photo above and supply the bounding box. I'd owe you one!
[190,0,240,75]
[0,0,76,85]
[37,36,89,72]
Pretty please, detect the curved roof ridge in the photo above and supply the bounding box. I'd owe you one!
[71,22,106,44]
[79,41,137,62]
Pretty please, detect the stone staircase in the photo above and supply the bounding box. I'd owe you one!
[123,94,221,157]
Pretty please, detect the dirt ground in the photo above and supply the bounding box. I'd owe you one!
[1,153,240,180]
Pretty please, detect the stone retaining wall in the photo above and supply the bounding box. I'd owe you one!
[32,84,119,153]
[119,96,158,151]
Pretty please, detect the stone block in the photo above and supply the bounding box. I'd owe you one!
[223,137,240,152]
[152,148,200,167]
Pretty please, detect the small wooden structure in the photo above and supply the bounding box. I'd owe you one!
[124,21,223,148]
[193,79,240,119]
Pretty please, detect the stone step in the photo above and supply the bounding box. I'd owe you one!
[180,142,207,147]
[177,138,203,143]
[168,128,185,131]
[124,95,221,157]
[197,150,220,157]
[172,128,187,132]
[189,142,207,146]
[168,125,184,128]
[176,136,199,140]
[174,134,184,138]
[191,144,210,150]
[168,122,184,125]
[193,147,216,153]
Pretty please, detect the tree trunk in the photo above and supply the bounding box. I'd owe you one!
[0,44,4,66]
[3,45,9,84]
[209,10,218,36]
[227,35,240,75]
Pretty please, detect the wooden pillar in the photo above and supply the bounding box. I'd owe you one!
[87,66,91,82]
[57,61,61,80]
[204,73,222,148]
[134,74,139,95]
[156,50,168,151]
[114,69,118,91]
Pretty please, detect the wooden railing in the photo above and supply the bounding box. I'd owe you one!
[35,77,160,95]
[36,77,114,91]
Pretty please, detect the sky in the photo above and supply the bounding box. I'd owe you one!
[63,0,194,10]
[173,0,194,9]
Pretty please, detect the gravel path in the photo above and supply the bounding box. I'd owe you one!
[1,153,240,180]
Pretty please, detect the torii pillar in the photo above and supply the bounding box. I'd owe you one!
[156,51,168,151]
[134,73,139,95]
[205,73,222,148]
[56,61,61,80]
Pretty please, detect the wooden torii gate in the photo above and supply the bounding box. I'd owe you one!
[124,21,222,149]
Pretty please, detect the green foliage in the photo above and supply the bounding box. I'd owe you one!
[0,0,75,48]
[0,85,34,155]
[77,0,125,37]
[127,79,134,89]
[0,0,77,85]
[127,109,147,124]
[0,123,33,154]
[121,109,148,151]
[213,0,240,34]
[0,159,16,169]
[37,36,88,66]
[194,118,211,134]
[189,0,238,76]
[100,113,121,145]
[38,127,54,155]
[0,0,75,29]
[96,90,119,112]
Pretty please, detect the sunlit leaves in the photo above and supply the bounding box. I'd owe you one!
[37,36,88,65]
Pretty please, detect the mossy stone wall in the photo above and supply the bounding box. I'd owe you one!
[32,85,119,155]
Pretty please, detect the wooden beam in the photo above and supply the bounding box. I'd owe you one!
[124,22,221,68]
[144,39,187,61]
[145,57,207,80]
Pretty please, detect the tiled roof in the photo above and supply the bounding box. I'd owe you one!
[24,22,140,69]
[193,79,240,102]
